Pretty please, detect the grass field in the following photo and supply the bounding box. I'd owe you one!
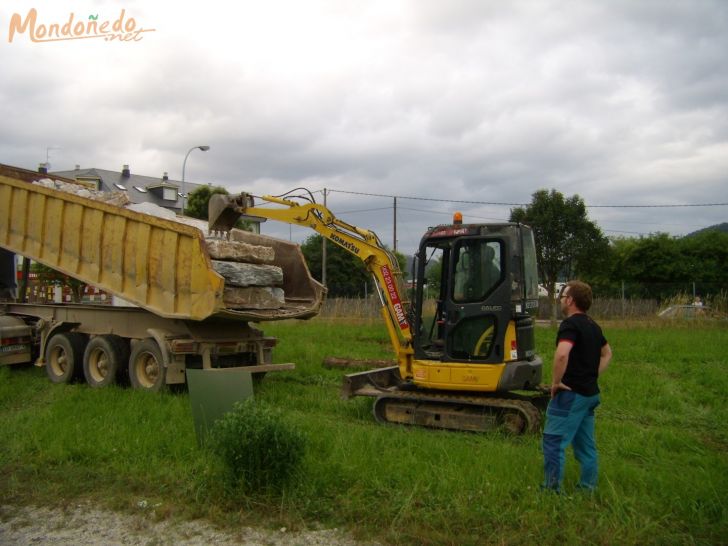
[1,319,726,545]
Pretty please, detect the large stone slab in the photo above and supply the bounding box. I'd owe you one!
[206,239,274,264]
[212,260,283,287]
[223,286,285,309]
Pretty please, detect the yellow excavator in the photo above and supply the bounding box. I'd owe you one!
[209,191,549,433]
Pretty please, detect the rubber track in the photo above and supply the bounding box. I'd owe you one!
[373,389,544,433]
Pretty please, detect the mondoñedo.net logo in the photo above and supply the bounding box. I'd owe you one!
[7,8,155,43]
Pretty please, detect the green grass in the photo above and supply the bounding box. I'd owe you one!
[1,319,727,545]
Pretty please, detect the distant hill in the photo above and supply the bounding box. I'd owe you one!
[686,222,728,237]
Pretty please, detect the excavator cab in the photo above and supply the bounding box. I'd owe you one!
[412,221,540,369]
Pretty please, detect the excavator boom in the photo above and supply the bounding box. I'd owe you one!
[210,192,414,361]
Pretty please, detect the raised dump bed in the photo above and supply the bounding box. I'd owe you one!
[0,163,323,321]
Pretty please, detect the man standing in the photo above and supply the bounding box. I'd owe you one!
[542,280,612,492]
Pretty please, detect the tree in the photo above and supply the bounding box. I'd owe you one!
[607,231,728,299]
[301,235,368,297]
[510,189,609,322]
[300,234,408,298]
[184,185,229,219]
[186,185,252,230]
[681,230,728,285]
[424,256,443,296]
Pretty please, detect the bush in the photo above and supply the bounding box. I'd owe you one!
[209,399,307,493]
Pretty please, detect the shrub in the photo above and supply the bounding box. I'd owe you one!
[209,399,307,493]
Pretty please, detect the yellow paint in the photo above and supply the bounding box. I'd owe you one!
[409,359,505,392]
[0,169,224,320]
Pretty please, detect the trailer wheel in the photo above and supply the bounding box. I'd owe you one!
[83,335,130,388]
[129,338,166,391]
[45,332,88,384]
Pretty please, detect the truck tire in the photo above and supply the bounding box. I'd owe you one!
[83,335,130,388]
[45,332,88,384]
[128,338,166,391]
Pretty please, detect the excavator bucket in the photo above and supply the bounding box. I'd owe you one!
[208,193,251,233]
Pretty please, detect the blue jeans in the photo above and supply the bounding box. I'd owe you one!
[542,391,601,491]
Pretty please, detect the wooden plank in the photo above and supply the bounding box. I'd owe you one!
[323,357,396,369]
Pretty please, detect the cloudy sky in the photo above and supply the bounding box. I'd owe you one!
[2,0,727,255]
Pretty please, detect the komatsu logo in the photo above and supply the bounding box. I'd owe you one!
[329,233,360,254]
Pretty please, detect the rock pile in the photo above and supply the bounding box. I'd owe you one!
[35,178,130,207]
[209,243,285,310]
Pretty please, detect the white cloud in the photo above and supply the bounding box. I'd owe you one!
[1,0,727,253]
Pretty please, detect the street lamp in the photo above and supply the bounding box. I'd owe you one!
[181,145,210,214]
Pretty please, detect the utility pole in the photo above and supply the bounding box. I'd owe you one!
[393,196,397,252]
[45,146,61,169]
[322,188,327,287]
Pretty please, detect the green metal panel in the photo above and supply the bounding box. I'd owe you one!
[186,368,254,445]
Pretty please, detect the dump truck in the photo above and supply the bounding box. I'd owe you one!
[0,163,324,389]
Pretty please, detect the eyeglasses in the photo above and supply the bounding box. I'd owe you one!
[560,294,570,300]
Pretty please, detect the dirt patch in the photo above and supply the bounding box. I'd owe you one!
[0,504,381,546]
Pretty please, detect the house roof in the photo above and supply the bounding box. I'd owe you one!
[50,166,206,211]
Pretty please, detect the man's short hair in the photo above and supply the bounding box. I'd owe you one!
[564,280,593,312]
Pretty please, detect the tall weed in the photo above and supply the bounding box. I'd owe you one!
[208,399,307,494]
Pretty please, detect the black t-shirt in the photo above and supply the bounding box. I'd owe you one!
[556,313,607,396]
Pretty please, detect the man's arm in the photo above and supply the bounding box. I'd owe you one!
[550,340,573,398]
[598,343,612,375]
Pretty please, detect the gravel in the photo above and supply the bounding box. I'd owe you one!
[0,504,381,546]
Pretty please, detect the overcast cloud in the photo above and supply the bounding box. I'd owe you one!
[2,0,727,255]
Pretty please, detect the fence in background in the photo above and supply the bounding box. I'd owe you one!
[319,289,727,321]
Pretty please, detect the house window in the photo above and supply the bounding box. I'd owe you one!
[75,177,101,190]
[133,186,148,193]
[114,184,127,191]
[146,184,179,201]
[162,187,178,201]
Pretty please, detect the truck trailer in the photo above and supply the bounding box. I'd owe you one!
[0,163,324,390]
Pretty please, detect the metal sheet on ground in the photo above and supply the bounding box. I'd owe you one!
[187,368,254,445]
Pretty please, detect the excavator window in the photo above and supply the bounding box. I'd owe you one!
[521,229,539,301]
[452,240,502,303]
[449,315,497,359]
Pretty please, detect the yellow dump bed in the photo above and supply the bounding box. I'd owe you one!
[0,163,323,321]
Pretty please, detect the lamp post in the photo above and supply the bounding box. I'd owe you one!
[181,145,210,214]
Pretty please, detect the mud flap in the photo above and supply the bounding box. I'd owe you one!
[187,368,254,445]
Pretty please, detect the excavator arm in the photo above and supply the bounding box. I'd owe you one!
[209,192,414,366]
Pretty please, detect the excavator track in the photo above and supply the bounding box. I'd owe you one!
[372,389,545,434]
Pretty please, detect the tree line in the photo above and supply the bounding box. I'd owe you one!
[510,189,728,302]
[298,188,728,305]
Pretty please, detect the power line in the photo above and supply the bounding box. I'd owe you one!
[399,206,506,222]
[326,188,728,209]
[603,229,646,235]
[327,188,526,206]
[337,206,393,215]
[254,188,723,235]
[589,202,728,208]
